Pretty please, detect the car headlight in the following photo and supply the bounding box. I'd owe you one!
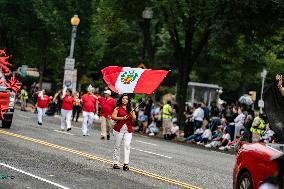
[9,101,14,107]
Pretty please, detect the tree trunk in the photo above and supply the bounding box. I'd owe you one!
[176,58,190,122]
[142,18,155,68]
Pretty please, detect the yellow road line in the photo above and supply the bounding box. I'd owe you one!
[0,129,202,189]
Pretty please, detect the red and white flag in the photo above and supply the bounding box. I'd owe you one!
[101,66,169,94]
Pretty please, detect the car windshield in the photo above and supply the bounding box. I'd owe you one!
[267,144,284,153]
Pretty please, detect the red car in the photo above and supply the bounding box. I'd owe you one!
[233,142,284,189]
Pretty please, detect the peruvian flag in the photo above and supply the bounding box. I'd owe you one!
[101,66,169,94]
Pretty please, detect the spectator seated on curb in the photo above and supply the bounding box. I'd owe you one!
[260,125,275,143]
[137,106,148,134]
[205,126,223,148]
[212,125,223,139]
[169,118,179,140]
[197,124,212,145]
[218,128,231,150]
[222,129,250,150]
[208,116,221,132]
[224,116,235,142]
[147,119,159,136]
[183,127,204,142]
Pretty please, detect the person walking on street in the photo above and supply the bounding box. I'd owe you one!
[98,90,116,140]
[20,86,28,111]
[112,94,136,171]
[81,85,98,136]
[32,84,40,113]
[162,100,173,140]
[36,89,50,125]
[72,92,81,122]
[61,88,74,131]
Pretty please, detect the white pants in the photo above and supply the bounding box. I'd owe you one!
[37,107,46,123]
[82,111,94,135]
[61,109,72,130]
[113,125,132,164]
[101,116,113,137]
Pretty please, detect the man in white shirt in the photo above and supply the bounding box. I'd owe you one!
[197,125,212,144]
[193,104,204,129]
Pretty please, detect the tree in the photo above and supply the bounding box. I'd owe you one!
[155,0,283,120]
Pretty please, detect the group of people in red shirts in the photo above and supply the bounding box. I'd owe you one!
[35,85,116,138]
[35,86,136,171]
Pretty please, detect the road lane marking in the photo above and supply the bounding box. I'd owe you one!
[0,130,201,189]
[54,130,74,136]
[0,162,70,189]
[135,140,158,146]
[131,147,172,159]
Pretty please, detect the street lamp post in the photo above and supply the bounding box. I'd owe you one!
[142,7,153,66]
[63,15,80,92]
[69,15,80,58]
[259,69,267,114]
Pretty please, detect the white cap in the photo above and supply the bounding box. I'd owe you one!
[172,118,178,123]
[87,85,94,92]
[104,90,111,95]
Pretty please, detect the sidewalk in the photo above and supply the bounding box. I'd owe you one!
[15,103,235,155]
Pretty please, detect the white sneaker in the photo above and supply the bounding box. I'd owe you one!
[205,144,211,148]
[149,133,155,136]
[196,142,201,145]
[219,146,225,150]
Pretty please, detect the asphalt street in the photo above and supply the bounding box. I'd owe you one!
[0,110,235,189]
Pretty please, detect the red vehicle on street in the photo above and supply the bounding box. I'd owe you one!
[0,49,21,128]
[233,142,284,189]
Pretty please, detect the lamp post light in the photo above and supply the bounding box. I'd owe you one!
[63,15,80,92]
[69,15,80,58]
[259,69,267,114]
[142,7,153,65]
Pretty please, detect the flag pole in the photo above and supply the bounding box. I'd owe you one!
[124,101,144,119]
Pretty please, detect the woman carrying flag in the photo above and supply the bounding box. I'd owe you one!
[112,94,136,171]
[61,88,74,131]
[101,66,168,170]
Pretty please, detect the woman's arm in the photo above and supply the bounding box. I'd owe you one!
[95,102,99,115]
[111,108,125,121]
[129,109,136,120]
[91,93,99,100]
[53,91,61,102]
[61,88,67,99]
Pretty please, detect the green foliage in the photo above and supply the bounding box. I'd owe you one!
[0,0,283,108]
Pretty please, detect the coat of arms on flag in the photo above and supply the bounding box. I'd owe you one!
[101,66,169,94]
[120,71,138,84]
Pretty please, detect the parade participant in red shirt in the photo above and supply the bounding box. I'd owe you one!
[61,88,74,131]
[72,92,81,122]
[112,94,136,171]
[37,89,50,125]
[98,90,116,140]
[81,85,98,136]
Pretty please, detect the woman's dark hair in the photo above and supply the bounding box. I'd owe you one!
[67,88,72,95]
[117,93,132,113]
